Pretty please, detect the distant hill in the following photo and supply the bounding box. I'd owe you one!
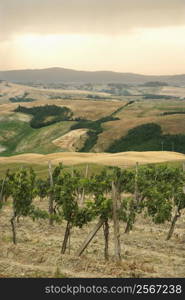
[0,67,185,85]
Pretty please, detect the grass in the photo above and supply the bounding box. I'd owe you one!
[0,162,106,179]
[1,158,185,180]
[0,120,34,155]
[15,121,75,154]
[0,120,76,156]
[0,163,47,179]
[0,198,185,278]
[94,100,185,151]
[1,83,185,153]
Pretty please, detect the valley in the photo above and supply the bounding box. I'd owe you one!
[1,80,185,156]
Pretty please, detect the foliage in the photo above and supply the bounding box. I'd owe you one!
[36,178,49,200]
[141,81,168,87]
[2,163,185,246]
[107,123,185,153]
[9,97,35,103]
[9,92,35,103]
[162,111,185,116]
[71,115,119,152]
[50,166,93,228]
[143,94,174,100]
[138,165,185,224]
[14,105,73,128]
[8,168,37,217]
[7,167,48,243]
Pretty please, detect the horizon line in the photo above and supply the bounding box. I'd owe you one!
[0,66,184,77]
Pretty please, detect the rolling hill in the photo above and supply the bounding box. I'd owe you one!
[1,80,185,163]
[0,151,185,167]
[0,67,185,85]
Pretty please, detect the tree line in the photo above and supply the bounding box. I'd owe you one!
[107,123,185,154]
[14,105,73,128]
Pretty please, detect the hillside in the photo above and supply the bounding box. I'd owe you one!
[1,81,185,156]
[0,151,185,168]
[1,80,185,280]
[1,67,185,85]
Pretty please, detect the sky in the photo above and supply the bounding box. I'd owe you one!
[0,0,185,74]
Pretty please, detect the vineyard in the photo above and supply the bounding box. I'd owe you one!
[0,162,185,277]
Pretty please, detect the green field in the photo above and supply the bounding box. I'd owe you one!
[0,119,76,156]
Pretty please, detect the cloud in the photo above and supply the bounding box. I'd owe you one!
[0,0,185,40]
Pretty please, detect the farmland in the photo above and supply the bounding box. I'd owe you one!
[1,81,185,155]
[1,80,185,279]
[0,162,185,278]
[1,202,185,278]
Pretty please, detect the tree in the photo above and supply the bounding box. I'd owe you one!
[8,168,48,244]
[0,169,11,207]
[51,169,93,254]
[76,169,112,260]
[142,165,185,240]
[166,191,185,240]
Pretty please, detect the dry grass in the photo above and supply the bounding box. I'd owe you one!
[94,100,185,151]
[0,81,122,121]
[2,82,185,153]
[0,99,123,121]
[157,115,185,135]
[160,86,185,97]
[52,129,88,151]
[0,151,185,167]
[0,198,185,278]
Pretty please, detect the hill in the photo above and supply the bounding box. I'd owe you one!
[1,67,185,85]
[0,151,185,168]
[1,81,185,156]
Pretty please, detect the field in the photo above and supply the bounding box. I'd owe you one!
[0,151,185,170]
[0,197,185,278]
[1,81,185,155]
[1,81,185,279]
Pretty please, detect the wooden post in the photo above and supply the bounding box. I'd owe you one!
[80,164,89,206]
[134,162,139,205]
[10,210,16,244]
[0,176,6,205]
[0,169,9,204]
[61,221,71,254]
[112,181,121,262]
[76,218,104,256]
[48,161,54,226]
[166,209,181,240]
[103,219,109,260]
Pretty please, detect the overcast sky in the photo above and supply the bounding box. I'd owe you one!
[0,0,185,74]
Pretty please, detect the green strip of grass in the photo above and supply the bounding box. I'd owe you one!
[0,120,76,156]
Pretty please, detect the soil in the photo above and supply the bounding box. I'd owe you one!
[0,198,185,278]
